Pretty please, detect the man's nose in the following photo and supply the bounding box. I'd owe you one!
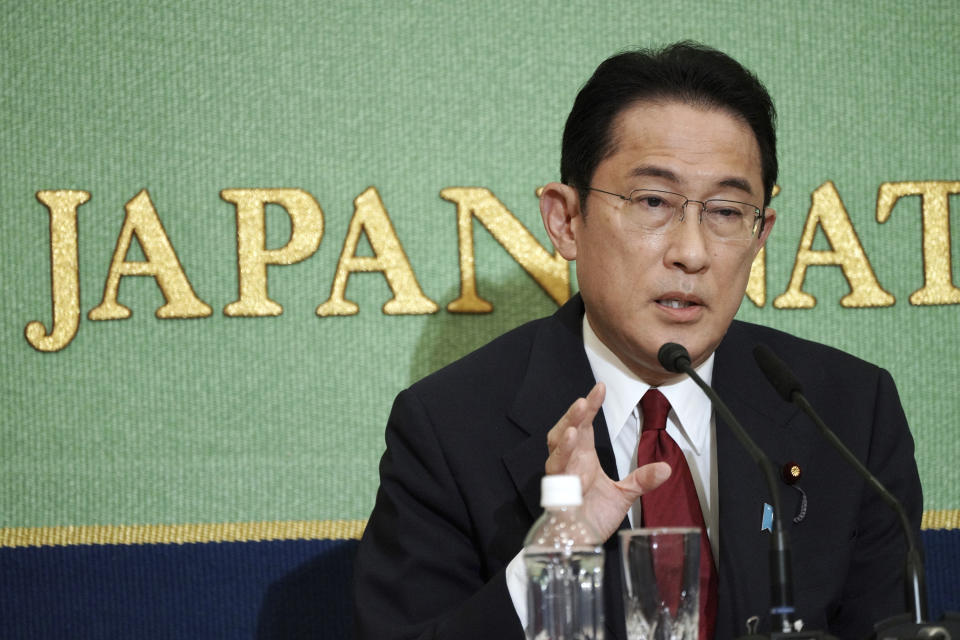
[678,199,706,224]
[666,202,710,272]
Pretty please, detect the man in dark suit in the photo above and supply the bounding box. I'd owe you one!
[352,42,922,640]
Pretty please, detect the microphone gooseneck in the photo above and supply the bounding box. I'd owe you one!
[751,344,929,626]
[657,343,796,634]
[752,342,803,401]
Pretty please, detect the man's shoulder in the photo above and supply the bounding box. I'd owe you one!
[408,295,586,397]
[408,314,554,397]
[725,319,885,379]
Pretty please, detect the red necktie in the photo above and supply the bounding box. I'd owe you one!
[637,388,717,640]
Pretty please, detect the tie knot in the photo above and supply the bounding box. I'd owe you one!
[640,388,671,432]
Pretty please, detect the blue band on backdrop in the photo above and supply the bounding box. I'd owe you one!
[0,531,957,638]
[0,538,359,639]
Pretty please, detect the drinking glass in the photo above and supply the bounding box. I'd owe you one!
[619,527,700,640]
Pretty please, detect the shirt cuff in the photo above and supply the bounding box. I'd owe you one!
[505,548,527,630]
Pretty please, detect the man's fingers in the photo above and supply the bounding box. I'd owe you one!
[546,382,606,449]
[544,426,577,474]
[546,400,584,449]
[583,381,605,412]
[618,462,671,500]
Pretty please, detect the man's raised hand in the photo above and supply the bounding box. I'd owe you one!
[544,382,671,540]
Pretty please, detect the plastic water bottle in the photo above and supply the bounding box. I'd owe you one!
[523,474,604,640]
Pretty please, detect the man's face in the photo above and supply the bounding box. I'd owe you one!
[550,100,774,384]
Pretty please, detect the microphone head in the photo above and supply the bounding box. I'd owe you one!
[658,342,691,373]
[753,344,803,401]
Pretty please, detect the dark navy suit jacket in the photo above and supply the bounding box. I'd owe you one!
[352,295,922,640]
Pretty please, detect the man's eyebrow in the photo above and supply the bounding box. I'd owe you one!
[716,177,755,196]
[628,165,755,196]
[628,165,679,182]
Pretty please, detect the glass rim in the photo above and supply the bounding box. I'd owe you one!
[617,526,700,537]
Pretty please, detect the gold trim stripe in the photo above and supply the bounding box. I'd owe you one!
[2,511,958,549]
[922,509,960,530]
[0,519,367,549]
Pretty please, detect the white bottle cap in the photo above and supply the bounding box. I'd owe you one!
[540,474,583,507]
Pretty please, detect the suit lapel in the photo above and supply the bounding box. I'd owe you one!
[502,295,605,519]
[500,294,627,640]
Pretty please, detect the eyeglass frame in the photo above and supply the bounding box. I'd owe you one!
[584,186,767,239]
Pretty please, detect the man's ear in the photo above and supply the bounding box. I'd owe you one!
[757,207,776,250]
[540,182,581,261]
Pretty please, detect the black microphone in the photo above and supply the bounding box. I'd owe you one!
[751,344,958,639]
[658,342,799,636]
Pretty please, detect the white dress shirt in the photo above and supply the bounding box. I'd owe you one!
[581,318,718,557]
[508,317,720,627]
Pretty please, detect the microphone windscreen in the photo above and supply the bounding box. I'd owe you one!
[753,344,804,400]
[658,342,691,373]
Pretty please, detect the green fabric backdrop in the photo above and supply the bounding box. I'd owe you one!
[2,0,958,534]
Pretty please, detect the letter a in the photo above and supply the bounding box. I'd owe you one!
[88,190,212,320]
[774,181,894,308]
[317,187,437,316]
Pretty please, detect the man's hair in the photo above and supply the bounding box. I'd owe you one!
[561,41,778,208]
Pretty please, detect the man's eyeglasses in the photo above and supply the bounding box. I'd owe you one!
[585,187,765,242]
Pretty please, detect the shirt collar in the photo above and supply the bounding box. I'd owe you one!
[582,317,715,453]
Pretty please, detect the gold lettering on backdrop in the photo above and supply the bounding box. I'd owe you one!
[25,190,91,352]
[440,187,569,312]
[222,188,324,316]
[876,181,960,305]
[774,181,894,309]
[744,185,779,307]
[88,190,213,320]
[316,187,438,316]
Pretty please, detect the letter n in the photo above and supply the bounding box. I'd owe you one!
[440,187,569,312]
